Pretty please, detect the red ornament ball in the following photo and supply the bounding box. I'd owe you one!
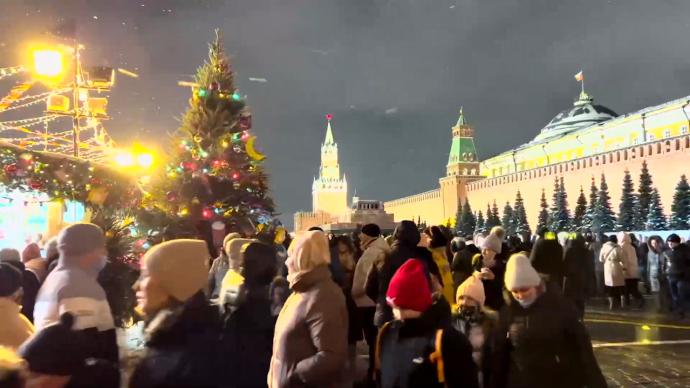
[202,207,214,220]
[209,82,219,91]
[4,164,17,175]
[29,180,42,190]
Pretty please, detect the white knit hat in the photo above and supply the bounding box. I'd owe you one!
[481,233,502,254]
[57,223,105,257]
[143,239,210,302]
[504,253,541,290]
[456,274,486,306]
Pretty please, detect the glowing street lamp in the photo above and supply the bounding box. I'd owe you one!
[114,147,156,171]
[115,151,135,167]
[32,49,65,78]
[136,153,154,169]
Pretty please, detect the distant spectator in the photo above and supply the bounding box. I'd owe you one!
[0,263,34,349]
[665,234,690,319]
[208,232,241,299]
[600,234,626,310]
[0,248,40,323]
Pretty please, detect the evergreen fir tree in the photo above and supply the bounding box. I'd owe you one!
[485,203,498,230]
[645,188,667,231]
[458,199,476,237]
[635,161,653,229]
[475,210,486,234]
[491,201,501,228]
[617,170,637,231]
[582,176,598,232]
[572,186,588,232]
[501,201,515,235]
[537,190,550,232]
[549,177,571,232]
[512,190,531,236]
[592,174,616,233]
[669,174,690,230]
[142,31,274,238]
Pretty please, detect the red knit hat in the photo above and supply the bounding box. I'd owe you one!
[386,259,432,312]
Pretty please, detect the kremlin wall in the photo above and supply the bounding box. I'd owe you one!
[295,88,690,233]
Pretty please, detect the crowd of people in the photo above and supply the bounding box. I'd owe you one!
[0,220,689,387]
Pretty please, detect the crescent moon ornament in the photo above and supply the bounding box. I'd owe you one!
[245,136,266,161]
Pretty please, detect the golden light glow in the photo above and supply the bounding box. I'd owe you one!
[115,151,135,167]
[137,153,154,168]
[641,325,651,331]
[32,49,64,77]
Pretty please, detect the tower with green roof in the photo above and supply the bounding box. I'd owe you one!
[439,107,483,222]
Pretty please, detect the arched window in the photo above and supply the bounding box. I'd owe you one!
[657,143,662,154]
[675,139,680,151]
[686,136,690,148]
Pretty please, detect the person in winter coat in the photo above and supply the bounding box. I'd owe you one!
[335,234,362,376]
[0,249,40,323]
[0,346,25,388]
[619,232,644,308]
[366,220,424,327]
[491,254,606,388]
[130,239,221,388]
[664,234,690,318]
[376,259,478,388]
[0,263,34,349]
[351,223,389,386]
[529,230,564,288]
[208,232,241,300]
[44,237,60,273]
[599,234,626,310]
[563,233,591,318]
[636,236,651,294]
[470,233,506,311]
[588,233,608,296]
[452,237,481,290]
[268,230,347,388]
[425,226,456,307]
[452,274,497,388]
[308,226,344,287]
[219,238,254,309]
[19,312,119,388]
[22,243,48,284]
[221,241,278,388]
[33,224,119,367]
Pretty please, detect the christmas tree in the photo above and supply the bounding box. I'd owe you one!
[582,176,598,232]
[501,201,514,235]
[669,174,690,230]
[591,174,616,233]
[485,201,501,230]
[512,190,531,236]
[549,177,571,232]
[141,31,274,238]
[537,189,550,232]
[645,188,667,231]
[458,199,476,237]
[572,186,588,232]
[617,170,637,231]
[636,161,653,229]
[475,210,486,234]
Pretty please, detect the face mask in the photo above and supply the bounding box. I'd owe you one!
[517,294,537,308]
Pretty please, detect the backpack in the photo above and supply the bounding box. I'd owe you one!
[375,321,447,388]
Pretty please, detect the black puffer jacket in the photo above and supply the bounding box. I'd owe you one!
[491,286,606,388]
[529,238,564,286]
[451,244,480,289]
[665,243,690,279]
[367,221,421,327]
[130,291,222,388]
[377,297,478,388]
[563,235,591,302]
[221,289,275,388]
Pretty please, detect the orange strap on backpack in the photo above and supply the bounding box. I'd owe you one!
[428,329,446,386]
[374,321,393,373]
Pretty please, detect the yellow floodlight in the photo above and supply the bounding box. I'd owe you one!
[32,49,64,77]
[137,153,154,169]
[114,151,135,167]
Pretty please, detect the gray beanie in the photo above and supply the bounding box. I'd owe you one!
[505,253,541,290]
[0,248,21,263]
[57,223,106,257]
[481,233,502,254]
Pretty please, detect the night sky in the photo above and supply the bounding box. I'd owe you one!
[2,0,690,229]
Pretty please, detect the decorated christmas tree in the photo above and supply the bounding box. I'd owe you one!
[140,31,274,238]
[591,174,616,233]
[501,201,515,235]
[645,188,667,231]
[617,170,637,231]
[549,177,571,232]
[537,189,550,232]
[512,190,531,236]
[458,199,476,237]
[669,174,690,230]
[635,161,653,229]
[572,186,588,233]
[582,176,598,232]
[475,210,486,234]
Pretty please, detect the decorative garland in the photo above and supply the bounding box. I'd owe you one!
[0,141,141,210]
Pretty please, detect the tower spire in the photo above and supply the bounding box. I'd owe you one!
[324,114,335,145]
[456,106,467,127]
